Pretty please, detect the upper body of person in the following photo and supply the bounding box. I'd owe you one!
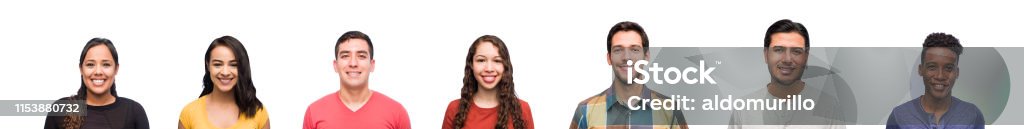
[570,21,688,129]
[441,35,534,129]
[303,31,411,129]
[886,33,984,129]
[179,36,269,129]
[728,19,845,129]
[44,38,150,129]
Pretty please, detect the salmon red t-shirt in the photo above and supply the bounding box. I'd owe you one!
[441,99,534,129]
[303,91,411,129]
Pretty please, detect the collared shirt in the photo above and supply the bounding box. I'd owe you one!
[886,96,984,129]
[570,85,688,129]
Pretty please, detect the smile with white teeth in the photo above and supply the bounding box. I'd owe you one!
[91,79,105,86]
[777,66,795,75]
[218,77,233,85]
[345,71,361,77]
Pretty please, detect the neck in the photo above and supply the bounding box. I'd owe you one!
[921,95,952,113]
[338,85,372,105]
[612,79,644,104]
[473,86,499,108]
[208,89,237,107]
[767,80,805,99]
[85,92,116,106]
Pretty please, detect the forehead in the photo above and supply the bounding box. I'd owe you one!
[210,45,235,58]
[769,32,806,48]
[923,47,958,62]
[85,45,113,59]
[611,31,643,47]
[475,42,500,55]
[338,39,370,52]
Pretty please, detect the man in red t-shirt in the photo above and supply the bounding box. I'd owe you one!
[303,31,411,129]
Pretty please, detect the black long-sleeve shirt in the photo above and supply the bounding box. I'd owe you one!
[44,97,149,129]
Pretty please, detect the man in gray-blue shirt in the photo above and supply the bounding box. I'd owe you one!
[886,33,984,129]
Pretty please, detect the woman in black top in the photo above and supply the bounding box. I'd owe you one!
[44,38,150,129]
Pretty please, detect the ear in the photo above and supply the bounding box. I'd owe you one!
[764,49,770,65]
[644,51,651,60]
[606,53,612,65]
[111,64,119,76]
[917,63,925,77]
[369,59,376,72]
[333,60,340,73]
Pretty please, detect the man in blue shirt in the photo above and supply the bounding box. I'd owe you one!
[886,33,984,129]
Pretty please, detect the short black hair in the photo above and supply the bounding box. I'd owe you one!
[920,33,963,63]
[335,31,374,59]
[764,19,810,50]
[606,21,649,53]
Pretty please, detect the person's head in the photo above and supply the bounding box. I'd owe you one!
[201,36,264,117]
[763,19,810,86]
[454,35,526,129]
[918,33,962,100]
[334,31,375,89]
[78,38,119,98]
[606,21,650,85]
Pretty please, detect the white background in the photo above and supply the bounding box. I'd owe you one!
[1,0,1022,128]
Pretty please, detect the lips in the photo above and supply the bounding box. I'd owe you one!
[345,71,361,78]
[481,75,498,84]
[931,83,947,91]
[218,78,233,86]
[91,79,105,86]
[618,64,630,72]
[777,65,795,75]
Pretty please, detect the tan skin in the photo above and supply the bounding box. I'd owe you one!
[607,31,649,106]
[334,39,375,112]
[471,42,504,108]
[178,45,269,129]
[764,32,808,99]
[81,45,118,106]
[918,47,959,124]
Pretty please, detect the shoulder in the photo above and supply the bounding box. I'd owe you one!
[576,89,608,106]
[307,92,338,110]
[446,99,462,111]
[371,91,405,108]
[952,97,984,116]
[181,96,206,113]
[116,97,146,110]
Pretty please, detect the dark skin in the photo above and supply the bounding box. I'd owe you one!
[918,47,959,125]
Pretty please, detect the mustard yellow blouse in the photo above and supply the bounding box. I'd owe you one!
[179,95,269,129]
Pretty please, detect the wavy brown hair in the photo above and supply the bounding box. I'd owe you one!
[452,35,526,129]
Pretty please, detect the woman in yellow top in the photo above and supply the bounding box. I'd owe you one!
[179,36,269,129]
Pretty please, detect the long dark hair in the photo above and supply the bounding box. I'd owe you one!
[452,35,525,129]
[200,36,264,118]
[65,38,120,129]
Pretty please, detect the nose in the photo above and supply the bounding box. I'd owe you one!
[484,61,497,73]
[934,70,949,81]
[347,57,359,68]
[91,67,104,77]
[218,66,231,77]
[780,52,793,65]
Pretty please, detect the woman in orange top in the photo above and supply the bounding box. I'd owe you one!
[178,36,269,129]
[442,35,534,129]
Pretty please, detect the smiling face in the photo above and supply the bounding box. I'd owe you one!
[208,45,239,92]
[608,31,647,84]
[919,47,959,100]
[472,42,505,90]
[764,32,808,85]
[80,45,118,95]
[334,39,375,88]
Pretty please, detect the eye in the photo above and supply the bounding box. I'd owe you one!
[475,58,485,63]
[101,62,112,68]
[230,62,238,67]
[792,48,804,55]
[773,47,784,53]
[84,63,95,68]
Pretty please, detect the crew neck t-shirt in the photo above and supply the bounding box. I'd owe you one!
[441,99,535,129]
